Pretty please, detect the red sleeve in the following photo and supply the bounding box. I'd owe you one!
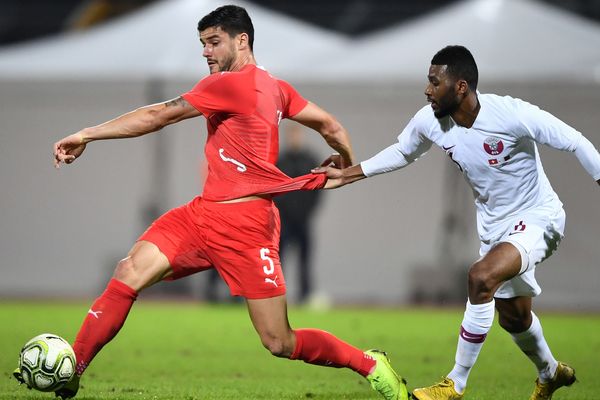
[278,79,308,118]
[182,73,244,116]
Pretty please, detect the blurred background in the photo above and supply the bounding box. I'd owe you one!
[0,0,598,310]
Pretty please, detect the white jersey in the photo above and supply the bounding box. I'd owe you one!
[362,93,591,241]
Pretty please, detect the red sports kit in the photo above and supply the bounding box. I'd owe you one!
[139,65,325,298]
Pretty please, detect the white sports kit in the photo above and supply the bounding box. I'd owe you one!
[361,93,600,298]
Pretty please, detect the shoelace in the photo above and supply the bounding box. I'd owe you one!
[423,379,455,395]
[436,378,453,388]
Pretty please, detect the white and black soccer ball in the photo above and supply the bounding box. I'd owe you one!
[18,333,76,392]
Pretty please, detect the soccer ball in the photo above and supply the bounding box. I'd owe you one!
[18,333,76,392]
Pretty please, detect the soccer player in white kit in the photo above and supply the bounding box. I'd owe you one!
[317,46,600,400]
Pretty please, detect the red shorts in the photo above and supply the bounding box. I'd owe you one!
[138,196,286,299]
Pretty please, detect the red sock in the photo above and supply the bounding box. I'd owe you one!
[290,328,376,376]
[72,279,137,376]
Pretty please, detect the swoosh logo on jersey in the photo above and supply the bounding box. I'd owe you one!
[442,145,456,157]
[442,145,463,171]
[219,148,247,172]
[508,231,523,236]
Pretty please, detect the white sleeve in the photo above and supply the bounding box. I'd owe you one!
[514,99,600,180]
[361,110,433,177]
[574,135,600,181]
[360,143,411,177]
[515,99,581,151]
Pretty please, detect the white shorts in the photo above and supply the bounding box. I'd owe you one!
[480,208,566,299]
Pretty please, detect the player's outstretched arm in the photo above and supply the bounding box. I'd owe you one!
[290,102,354,168]
[571,135,600,187]
[312,164,367,189]
[53,96,201,168]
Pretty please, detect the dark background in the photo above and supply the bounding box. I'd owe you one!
[1,0,599,46]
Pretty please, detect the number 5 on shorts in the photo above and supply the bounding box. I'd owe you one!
[260,248,275,275]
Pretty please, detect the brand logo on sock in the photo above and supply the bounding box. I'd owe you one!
[88,309,103,319]
[264,276,279,287]
[76,361,88,376]
[460,326,487,343]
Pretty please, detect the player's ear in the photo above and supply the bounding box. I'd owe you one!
[456,79,469,95]
[238,32,249,50]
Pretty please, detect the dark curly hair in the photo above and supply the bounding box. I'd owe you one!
[198,5,254,51]
[431,45,478,91]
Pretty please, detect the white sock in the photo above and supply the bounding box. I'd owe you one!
[511,311,558,383]
[447,299,495,393]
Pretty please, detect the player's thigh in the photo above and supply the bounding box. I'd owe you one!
[119,198,207,290]
[493,208,565,299]
[499,208,565,273]
[473,242,522,284]
[137,197,214,283]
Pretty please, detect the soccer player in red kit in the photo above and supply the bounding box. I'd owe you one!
[13,5,407,400]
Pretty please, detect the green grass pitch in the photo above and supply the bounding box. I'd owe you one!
[1,301,599,399]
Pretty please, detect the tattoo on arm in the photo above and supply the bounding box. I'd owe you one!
[160,95,200,123]
[164,96,187,108]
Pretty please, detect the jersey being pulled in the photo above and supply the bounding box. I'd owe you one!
[182,64,326,201]
[363,93,586,241]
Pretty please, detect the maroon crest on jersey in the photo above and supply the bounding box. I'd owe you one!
[483,137,504,156]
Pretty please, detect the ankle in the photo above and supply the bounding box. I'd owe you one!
[448,365,469,393]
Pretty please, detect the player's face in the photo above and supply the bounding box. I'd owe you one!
[200,26,237,74]
[425,65,460,118]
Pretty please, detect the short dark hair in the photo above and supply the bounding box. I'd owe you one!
[198,5,254,51]
[431,45,478,90]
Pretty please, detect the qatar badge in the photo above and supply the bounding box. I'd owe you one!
[483,137,504,156]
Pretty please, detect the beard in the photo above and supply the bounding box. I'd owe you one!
[433,90,460,119]
[217,54,235,72]
[215,43,237,73]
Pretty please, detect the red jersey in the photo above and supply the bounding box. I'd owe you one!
[182,64,327,201]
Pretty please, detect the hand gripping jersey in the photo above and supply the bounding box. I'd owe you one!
[182,64,326,201]
[361,93,600,241]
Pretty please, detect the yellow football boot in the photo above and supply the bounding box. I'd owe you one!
[412,377,464,400]
[529,362,576,400]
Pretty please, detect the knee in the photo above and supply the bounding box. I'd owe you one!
[113,257,138,284]
[259,332,293,358]
[468,261,497,301]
